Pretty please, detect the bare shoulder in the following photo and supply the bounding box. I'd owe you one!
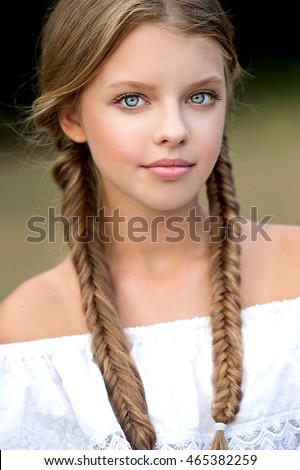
[241,221,300,306]
[256,222,300,266]
[267,222,300,282]
[271,222,300,245]
[0,256,87,344]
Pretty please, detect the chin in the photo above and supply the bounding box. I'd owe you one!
[145,196,200,214]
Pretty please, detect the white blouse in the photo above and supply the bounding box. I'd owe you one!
[1,297,300,450]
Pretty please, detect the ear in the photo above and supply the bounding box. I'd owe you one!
[59,109,87,143]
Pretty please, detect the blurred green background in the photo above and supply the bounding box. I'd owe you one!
[1,2,300,301]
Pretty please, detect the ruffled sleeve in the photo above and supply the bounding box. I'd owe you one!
[0,335,130,449]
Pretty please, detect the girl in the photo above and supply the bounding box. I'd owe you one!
[0,0,300,451]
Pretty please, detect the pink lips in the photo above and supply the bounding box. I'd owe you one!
[143,159,194,179]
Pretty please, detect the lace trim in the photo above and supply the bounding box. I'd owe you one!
[153,422,300,450]
[3,422,300,450]
[3,408,300,450]
[228,418,300,450]
[155,436,209,450]
[92,432,131,450]
[91,418,300,450]
[91,421,300,450]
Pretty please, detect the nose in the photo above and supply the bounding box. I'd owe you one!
[153,102,189,146]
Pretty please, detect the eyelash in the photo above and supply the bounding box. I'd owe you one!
[112,93,149,108]
[190,89,222,103]
[112,89,222,109]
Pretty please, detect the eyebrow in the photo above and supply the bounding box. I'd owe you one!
[185,76,224,93]
[106,76,224,93]
[107,81,156,91]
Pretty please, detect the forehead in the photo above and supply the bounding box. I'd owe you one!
[96,23,225,87]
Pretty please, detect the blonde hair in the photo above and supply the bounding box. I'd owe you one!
[32,0,243,450]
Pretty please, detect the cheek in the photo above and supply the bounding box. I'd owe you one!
[191,110,225,157]
[88,113,147,166]
[210,122,225,157]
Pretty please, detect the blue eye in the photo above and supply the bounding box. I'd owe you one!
[187,90,222,105]
[113,94,146,108]
[124,95,141,107]
[189,92,212,105]
[191,93,205,104]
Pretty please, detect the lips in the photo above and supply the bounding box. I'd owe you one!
[142,158,195,179]
[144,158,193,168]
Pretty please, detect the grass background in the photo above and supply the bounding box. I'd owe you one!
[1,61,300,302]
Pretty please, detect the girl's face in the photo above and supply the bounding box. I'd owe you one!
[61,23,227,215]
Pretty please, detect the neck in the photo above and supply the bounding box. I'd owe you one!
[100,200,210,272]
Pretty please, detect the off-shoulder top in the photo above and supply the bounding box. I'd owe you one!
[1,297,300,450]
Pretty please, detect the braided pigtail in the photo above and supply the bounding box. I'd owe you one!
[52,140,156,450]
[30,0,246,451]
[206,134,243,450]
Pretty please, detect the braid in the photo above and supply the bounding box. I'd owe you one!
[206,134,243,450]
[52,142,156,450]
